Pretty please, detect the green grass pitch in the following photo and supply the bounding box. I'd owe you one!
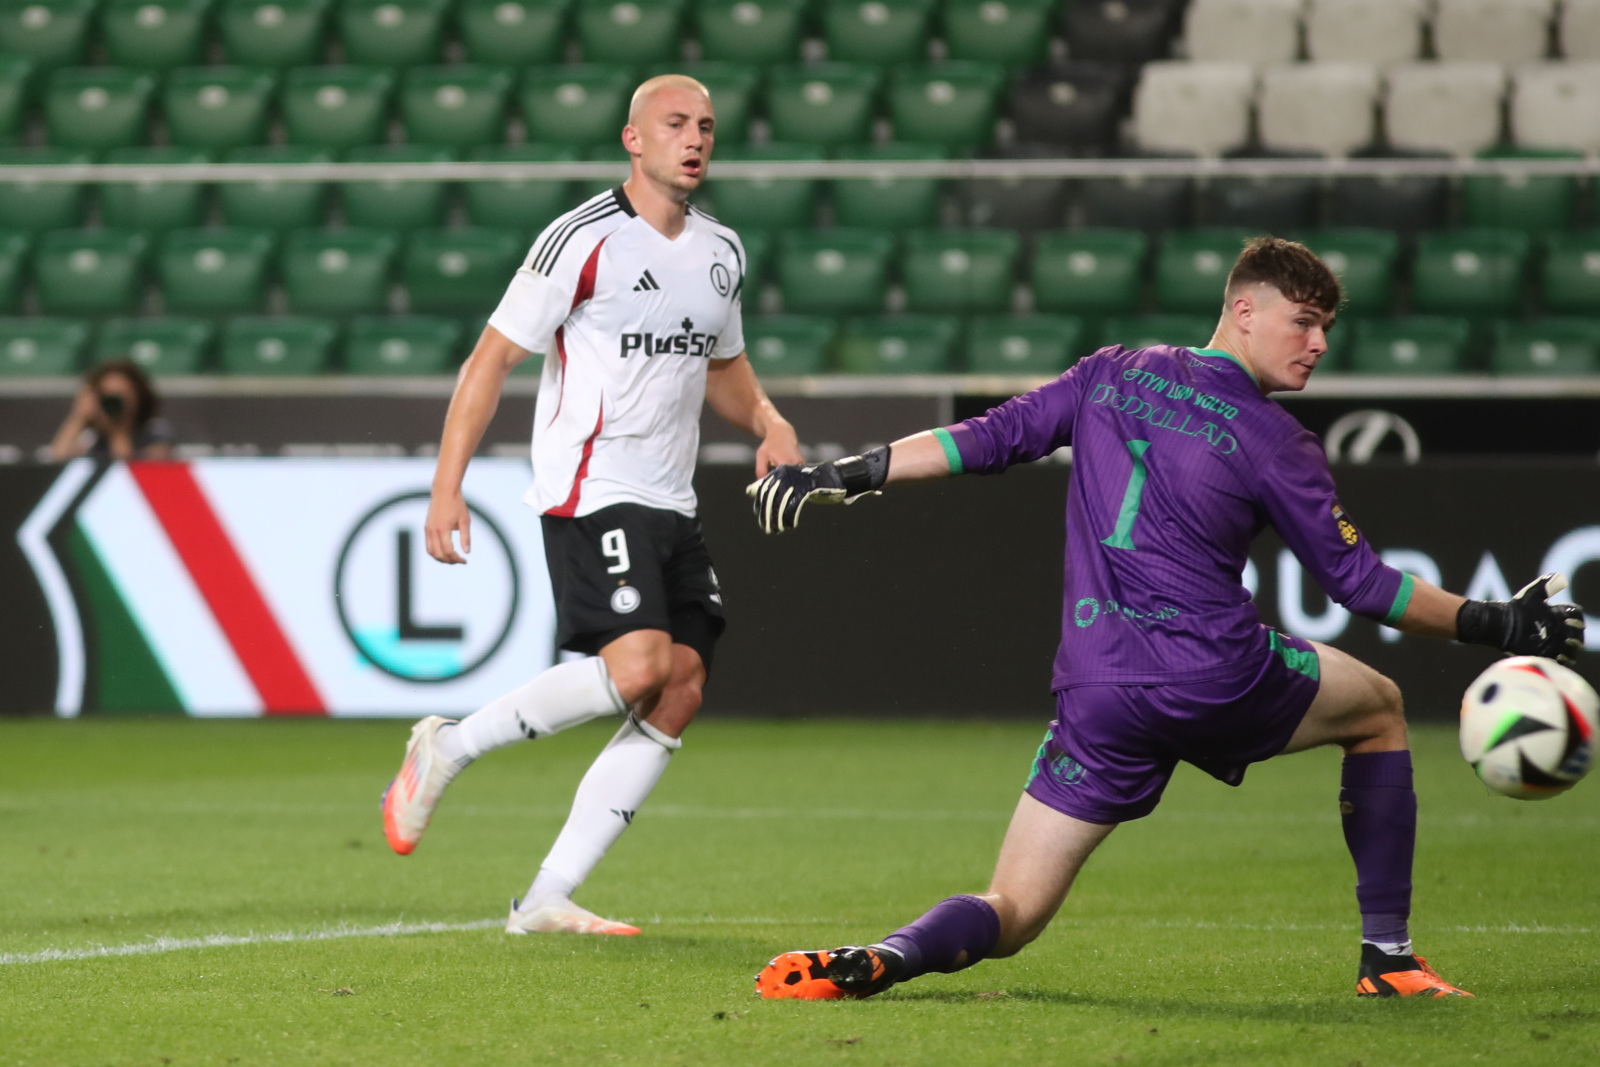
[3,718,1598,1066]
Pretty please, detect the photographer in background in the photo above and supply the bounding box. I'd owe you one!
[48,360,173,462]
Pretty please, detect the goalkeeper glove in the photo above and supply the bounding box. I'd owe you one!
[746,446,890,535]
[1456,572,1586,667]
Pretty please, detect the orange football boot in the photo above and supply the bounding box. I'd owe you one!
[756,946,897,1000]
[1356,944,1474,998]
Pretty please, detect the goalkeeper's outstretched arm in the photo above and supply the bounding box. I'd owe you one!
[745,430,957,535]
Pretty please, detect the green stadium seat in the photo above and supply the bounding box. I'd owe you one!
[458,0,568,65]
[1463,149,1582,235]
[338,0,449,67]
[98,146,212,234]
[463,143,576,232]
[35,229,148,316]
[944,0,1054,66]
[0,231,28,313]
[0,147,91,231]
[0,319,89,375]
[779,229,894,313]
[1542,231,1600,314]
[830,142,944,230]
[101,0,210,69]
[765,64,882,146]
[219,0,332,67]
[1154,229,1250,316]
[345,314,462,373]
[404,227,524,314]
[577,141,630,201]
[1410,230,1531,318]
[836,314,958,373]
[282,66,395,149]
[1031,228,1148,317]
[889,62,1006,149]
[902,228,1020,314]
[703,142,824,232]
[0,0,97,72]
[94,317,213,374]
[742,314,834,374]
[163,67,279,149]
[1295,229,1400,317]
[646,61,759,143]
[45,67,157,150]
[1490,319,1600,376]
[575,0,686,64]
[695,0,804,64]
[737,227,769,285]
[1348,317,1470,375]
[218,145,333,231]
[0,57,31,144]
[401,65,514,147]
[823,0,934,64]
[1100,314,1216,352]
[158,228,276,314]
[520,65,632,146]
[282,228,400,315]
[965,314,1085,375]
[340,144,457,231]
[220,315,337,373]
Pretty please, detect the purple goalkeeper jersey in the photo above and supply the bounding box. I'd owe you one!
[939,345,1413,690]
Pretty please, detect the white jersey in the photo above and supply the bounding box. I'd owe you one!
[488,187,747,518]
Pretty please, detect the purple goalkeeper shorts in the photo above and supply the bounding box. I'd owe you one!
[1024,628,1322,825]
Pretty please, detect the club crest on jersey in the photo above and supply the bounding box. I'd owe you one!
[710,261,731,296]
[611,586,642,614]
[619,319,719,359]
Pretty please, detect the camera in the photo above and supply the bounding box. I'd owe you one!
[99,393,126,421]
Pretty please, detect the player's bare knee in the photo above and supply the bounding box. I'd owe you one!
[607,648,674,706]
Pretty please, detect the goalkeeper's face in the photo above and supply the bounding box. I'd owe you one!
[1237,284,1334,393]
[625,86,715,195]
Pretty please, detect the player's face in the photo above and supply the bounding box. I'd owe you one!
[1242,286,1333,393]
[625,87,715,196]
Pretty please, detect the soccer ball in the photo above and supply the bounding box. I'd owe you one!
[1459,657,1599,800]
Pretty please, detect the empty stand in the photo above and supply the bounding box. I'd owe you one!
[0,0,98,72]
[0,319,91,374]
[35,229,148,316]
[1132,62,1255,158]
[520,65,633,145]
[282,66,396,148]
[220,315,338,373]
[1541,232,1600,314]
[836,315,959,373]
[1348,317,1471,374]
[778,229,894,314]
[95,316,213,373]
[1063,0,1181,65]
[575,0,685,64]
[164,67,279,149]
[1201,168,1320,232]
[1491,319,1600,375]
[1563,0,1600,60]
[46,67,157,150]
[1155,229,1249,314]
[1184,0,1301,66]
[1296,229,1399,315]
[765,64,881,146]
[219,145,333,230]
[695,0,805,64]
[0,57,29,145]
[219,0,332,67]
[1511,62,1600,153]
[0,147,92,231]
[1009,63,1129,151]
[404,228,524,313]
[743,314,835,374]
[902,229,1020,314]
[1072,171,1193,231]
[823,0,934,65]
[101,0,209,69]
[158,228,277,315]
[1329,152,1450,236]
[1384,63,1506,157]
[1031,228,1148,318]
[830,142,945,231]
[1433,0,1554,65]
[282,228,400,315]
[960,145,1068,232]
[944,0,1055,67]
[0,231,27,313]
[1462,148,1582,233]
[458,0,567,65]
[345,314,462,373]
[966,314,1083,373]
[704,142,825,232]
[463,144,576,232]
[1099,313,1213,350]
[99,146,211,233]
[338,0,451,67]
[1410,230,1532,318]
[401,65,514,147]
[340,144,457,230]
[889,62,1006,148]
[1257,62,1379,157]
[1305,0,1424,65]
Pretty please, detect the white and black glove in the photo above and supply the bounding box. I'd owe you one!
[1457,572,1586,667]
[746,446,890,535]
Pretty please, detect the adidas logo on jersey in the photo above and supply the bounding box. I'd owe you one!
[632,270,660,292]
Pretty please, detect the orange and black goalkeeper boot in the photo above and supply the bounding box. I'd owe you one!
[756,946,900,1000]
[1356,944,1474,998]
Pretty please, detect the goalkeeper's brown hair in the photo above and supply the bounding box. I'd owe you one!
[1224,236,1343,313]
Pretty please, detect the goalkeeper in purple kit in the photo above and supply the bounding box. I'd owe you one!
[747,237,1585,1001]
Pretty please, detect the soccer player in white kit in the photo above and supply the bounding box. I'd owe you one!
[380,75,803,935]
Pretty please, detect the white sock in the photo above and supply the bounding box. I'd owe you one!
[527,715,681,904]
[438,657,626,767]
[1364,939,1414,958]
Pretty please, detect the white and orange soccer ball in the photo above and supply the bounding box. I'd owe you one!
[1460,657,1599,800]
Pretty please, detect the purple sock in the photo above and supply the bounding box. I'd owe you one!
[878,895,1001,979]
[1340,750,1415,946]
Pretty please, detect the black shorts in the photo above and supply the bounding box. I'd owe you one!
[540,503,726,673]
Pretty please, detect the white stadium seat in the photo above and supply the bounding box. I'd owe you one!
[1561,0,1600,59]
[1384,62,1506,157]
[1132,61,1256,158]
[1184,0,1303,66]
[1258,62,1379,157]
[1432,0,1554,64]
[1511,61,1600,153]
[1305,0,1426,65]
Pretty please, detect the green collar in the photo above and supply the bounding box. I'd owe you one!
[1189,347,1258,386]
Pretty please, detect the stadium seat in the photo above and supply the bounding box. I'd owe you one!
[220,315,338,373]
[1462,148,1582,233]
[889,62,1006,148]
[404,228,524,314]
[836,314,958,373]
[1491,318,1600,375]
[778,229,894,314]
[1348,317,1471,374]
[830,142,944,231]
[966,314,1084,374]
[101,0,210,69]
[0,57,30,145]
[1184,0,1301,66]
[1540,231,1600,314]
[823,0,934,65]
[1072,171,1193,232]
[401,65,514,147]
[463,143,576,232]
[738,228,771,285]
[742,314,835,374]
[458,0,567,66]
[1305,0,1425,64]
[282,228,400,315]
[1131,61,1255,158]
[520,65,632,146]
[1329,153,1449,236]
[765,64,881,146]
[1155,229,1249,315]
[1031,228,1148,317]
[338,0,450,67]
[98,146,211,233]
[1097,313,1214,351]
[0,147,91,231]
[1257,62,1380,158]
[45,67,157,150]
[1433,0,1553,64]
[218,145,332,231]
[219,0,331,67]
[1062,0,1180,65]
[577,141,630,201]
[163,67,279,150]
[94,316,213,374]
[0,0,97,72]
[1384,63,1506,157]
[340,144,457,231]
[901,228,1020,314]
[282,66,395,149]
[704,142,824,231]
[1564,0,1600,59]
[1008,62,1129,151]
[0,231,28,313]
[575,0,686,64]
[960,144,1067,232]
[158,228,276,315]
[35,229,148,315]
[345,314,462,373]
[1202,167,1320,232]
[1410,230,1532,318]
[647,61,759,143]
[943,0,1053,66]
[694,0,805,64]
[1296,229,1399,316]
[0,318,90,375]
[1510,62,1600,154]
